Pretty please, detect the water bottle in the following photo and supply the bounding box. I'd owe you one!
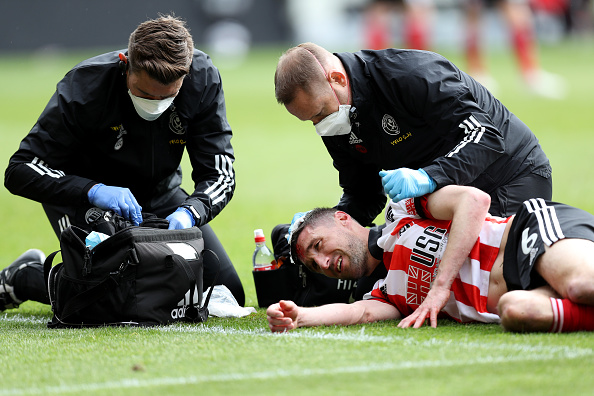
[252,229,277,271]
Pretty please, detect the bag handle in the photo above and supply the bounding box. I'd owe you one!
[168,253,200,321]
[200,249,221,310]
[170,249,220,323]
[43,250,61,286]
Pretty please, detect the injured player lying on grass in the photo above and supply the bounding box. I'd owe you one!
[267,185,594,333]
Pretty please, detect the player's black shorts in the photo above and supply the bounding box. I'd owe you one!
[503,198,594,291]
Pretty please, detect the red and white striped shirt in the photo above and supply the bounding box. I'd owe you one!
[364,197,511,323]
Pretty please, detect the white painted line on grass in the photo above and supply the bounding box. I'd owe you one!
[153,324,594,357]
[1,347,592,396]
[2,321,592,395]
[0,314,47,325]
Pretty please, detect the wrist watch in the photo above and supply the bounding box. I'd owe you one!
[181,205,201,226]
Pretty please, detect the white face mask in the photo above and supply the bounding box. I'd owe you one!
[128,90,175,121]
[315,104,352,137]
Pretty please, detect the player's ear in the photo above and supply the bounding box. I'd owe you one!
[334,210,350,225]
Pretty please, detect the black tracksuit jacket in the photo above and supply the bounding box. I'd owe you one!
[5,49,235,226]
[326,49,551,225]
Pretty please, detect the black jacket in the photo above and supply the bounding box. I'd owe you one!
[5,49,235,226]
[326,49,550,225]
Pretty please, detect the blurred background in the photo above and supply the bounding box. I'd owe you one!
[1,0,591,54]
[1,0,593,307]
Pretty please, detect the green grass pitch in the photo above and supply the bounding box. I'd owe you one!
[1,41,594,395]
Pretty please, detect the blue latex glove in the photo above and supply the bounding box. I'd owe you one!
[166,207,195,230]
[87,183,143,225]
[286,211,311,243]
[379,168,437,202]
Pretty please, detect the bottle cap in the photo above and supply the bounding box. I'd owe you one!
[254,229,266,242]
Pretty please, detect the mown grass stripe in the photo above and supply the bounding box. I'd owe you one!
[2,347,592,396]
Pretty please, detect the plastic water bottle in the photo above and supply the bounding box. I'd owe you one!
[252,229,277,271]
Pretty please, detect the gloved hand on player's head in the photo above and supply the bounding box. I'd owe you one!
[166,207,195,230]
[87,183,143,225]
[286,211,312,244]
[379,168,437,202]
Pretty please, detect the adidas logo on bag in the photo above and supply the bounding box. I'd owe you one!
[171,285,200,319]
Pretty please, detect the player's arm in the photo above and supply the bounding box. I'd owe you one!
[398,185,491,328]
[183,61,235,226]
[267,299,401,332]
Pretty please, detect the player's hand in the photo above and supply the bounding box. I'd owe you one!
[267,300,300,332]
[397,285,451,329]
[88,183,143,225]
[166,207,195,230]
[379,168,436,202]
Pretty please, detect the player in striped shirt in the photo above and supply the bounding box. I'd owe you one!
[266,185,594,333]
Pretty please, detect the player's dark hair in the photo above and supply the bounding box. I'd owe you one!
[128,14,194,85]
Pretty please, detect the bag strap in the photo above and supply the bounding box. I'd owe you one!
[43,250,61,286]
[169,254,201,321]
[171,249,220,323]
[200,249,221,310]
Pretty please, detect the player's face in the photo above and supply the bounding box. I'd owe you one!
[296,222,369,280]
[127,69,183,100]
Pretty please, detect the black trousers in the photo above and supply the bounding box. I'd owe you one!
[36,187,245,307]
